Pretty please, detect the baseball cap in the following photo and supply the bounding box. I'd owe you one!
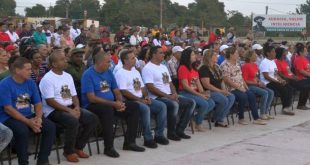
[36,24,43,28]
[172,46,184,54]
[164,41,172,46]
[219,45,229,52]
[252,44,263,50]
[70,48,85,56]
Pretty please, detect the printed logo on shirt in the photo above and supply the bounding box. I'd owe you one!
[191,77,198,89]
[162,72,169,84]
[133,78,141,91]
[16,93,30,109]
[100,81,110,93]
[60,85,72,100]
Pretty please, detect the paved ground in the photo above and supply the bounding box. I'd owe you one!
[6,102,310,165]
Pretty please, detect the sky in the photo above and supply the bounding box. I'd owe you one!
[15,0,307,16]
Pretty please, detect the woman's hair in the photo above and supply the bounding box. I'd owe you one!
[225,47,237,59]
[155,32,161,39]
[295,43,305,55]
[275,47,285,60]
[202,49,216,68]
[244,49,255,63]
[23,48,39,60]
[179,47,194,70]
[138,47,150,61]
[263,43,275,57]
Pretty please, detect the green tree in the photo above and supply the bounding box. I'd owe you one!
[53,0,70,17]
[25,4,47,17]
[0,0,16,16]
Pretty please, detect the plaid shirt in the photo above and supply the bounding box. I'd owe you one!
[167,56,179,77]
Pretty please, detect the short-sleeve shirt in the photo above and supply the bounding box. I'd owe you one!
[259,58,278,85]
[142,62,172,99]
[220,60,246,92]
[0,76,41,123]
[294,56,310,80]
[178,65,199,91]
[39,71,77,117]
[241,63,258,82]
[275,59,293,78]
[114,67,144,98]
[198,64,223,89]
[81,66,118,108]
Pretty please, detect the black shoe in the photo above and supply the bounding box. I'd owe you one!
[297,105,310,110]
[176,132,191,139]
[167,134,181,141]
[144,140,158,148]
[104,147,120,158]
[154,136,169,145]
[123,143,145,152]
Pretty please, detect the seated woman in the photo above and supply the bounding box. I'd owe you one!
[0,48,10,80]
[288,44,310,109]
[260,45,294,115]
[178,48,215,132]
[241,50,274,120]
[221,47,266,125]
[199,49,235,127]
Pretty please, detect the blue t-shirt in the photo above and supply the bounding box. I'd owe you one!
[217,54,225,65]
[81,66,118,108]
[0,76,41,123]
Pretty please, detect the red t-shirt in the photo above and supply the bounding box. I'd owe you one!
[241,63,258,82]
[178,65,199,91]
[294,56,310,80]
[275,59,293,78]
[0,32,10,42]
[111,53,118,65]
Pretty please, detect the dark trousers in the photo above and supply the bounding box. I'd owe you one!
[267,82,293,108]
[231,89,259,120]
[48,108,98,155]
[4,116,55,165]
[289,79,310,106]
[87,101,139,148]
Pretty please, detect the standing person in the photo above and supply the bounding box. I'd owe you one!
[19,23,32,39]
[81,50,145,158]
[42,21,52,47]
[260,45,294,115]
[70,22,81,41]
[51,26,63,48]
[0,56,55,165]
[114,50,168,148]
[39,50,98,163]
[178,48,215,131]
[74,28,88,46]
[0,123,12,152]
[242,50,274,120]
[152,32,162,46]
[221,47,266,125]
[167,46,183,89]
[0,22,11,47]
[61,27,75,49]
[199,49,235,127]
[142,46,195,140]
[33,24,47,47]
[6,23,19,43]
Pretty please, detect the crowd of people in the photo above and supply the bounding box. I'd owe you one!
[0,21,310,165]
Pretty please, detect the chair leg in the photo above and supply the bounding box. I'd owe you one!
[207,113,212,130]
[190,118,195,134]
[95,129,100,154]
[113,119,118,138]
[226,116,230,125]
[87,141,92,156]
[121,119,126,136]
[55,138,61,164]
[273,97,278,116]
[8,144,11,165]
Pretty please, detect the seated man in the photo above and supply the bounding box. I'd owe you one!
[81,50,145,158]
[0,123,13,152]
[142,46,195,140]
[114,50,168,148]
[0,56,55,165]
[39,50,98,163]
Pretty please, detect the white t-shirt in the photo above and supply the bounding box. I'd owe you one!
[39,70,77,117]
[6,31,19,43]
[70,28,81,40]
[130,35,142,46]
[142,62,172,99]
[259,58,278,85]
[42,30,52,45]
[115,67,144,98]
[52,32,62,47]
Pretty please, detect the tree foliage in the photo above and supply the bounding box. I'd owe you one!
[25,4,47,17]
[0,0,16,16]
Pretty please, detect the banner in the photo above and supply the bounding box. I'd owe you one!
[252,14,306,32]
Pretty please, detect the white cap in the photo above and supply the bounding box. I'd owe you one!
[172,46,184,54]
[164,41,172,46]
[36,24,43,28]
[76,44,85,49]
[252,44,263,50]
[219,45,229,52]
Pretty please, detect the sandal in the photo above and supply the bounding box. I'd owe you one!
[215,122,228,127]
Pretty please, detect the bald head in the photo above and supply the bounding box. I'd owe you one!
[48,49,65,69]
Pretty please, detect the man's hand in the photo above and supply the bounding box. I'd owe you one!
[114,101,126,112]
[168,93,178,101]
[27,118,42,133]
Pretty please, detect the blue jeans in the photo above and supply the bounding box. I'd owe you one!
[210,92,235,122]
[4,116,56,165]
[231,89,259,120]
[179,91,215,124]
[136,99,167,141]
[156,96,195,135]
[0,123,13,153]
[249,86,274,115]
